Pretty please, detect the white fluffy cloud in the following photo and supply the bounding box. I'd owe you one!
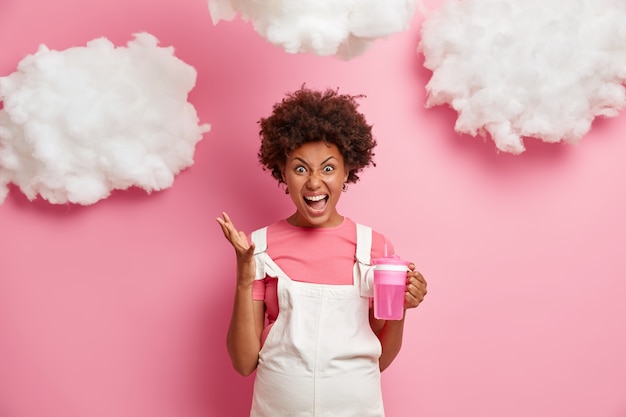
[0,32,210,205]
[419,0,626,154]
[208,0,418,59]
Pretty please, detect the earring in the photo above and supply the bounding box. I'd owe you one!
[342,183,348,192]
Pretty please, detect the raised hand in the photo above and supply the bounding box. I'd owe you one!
[216,212,256,285]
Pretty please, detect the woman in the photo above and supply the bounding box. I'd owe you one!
[217,85,427,417]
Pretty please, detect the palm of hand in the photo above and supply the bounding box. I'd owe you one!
[217,212,256,284]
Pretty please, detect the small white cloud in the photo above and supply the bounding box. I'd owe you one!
[0,32,210,205]
[418,0,626,154]
[208,0,418,59]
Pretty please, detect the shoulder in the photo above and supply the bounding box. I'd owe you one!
[348,218,395,258]
[248,219,287,239]
[347,217,385,239]
[248,220,284,248]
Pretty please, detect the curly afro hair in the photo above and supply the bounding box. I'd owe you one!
[258,85,377,185]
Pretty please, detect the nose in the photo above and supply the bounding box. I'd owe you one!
[306,171,322,189]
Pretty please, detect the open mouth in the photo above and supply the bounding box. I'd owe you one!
[304,194,329,212]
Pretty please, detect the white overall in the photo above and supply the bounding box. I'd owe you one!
[249,224,384,417]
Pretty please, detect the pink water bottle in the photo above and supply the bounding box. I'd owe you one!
[372,255,409,320]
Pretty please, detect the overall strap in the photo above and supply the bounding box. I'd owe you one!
[250,227,268,280]
[355,223,372,265]
[251,227,268,254]
[354,223,374,297]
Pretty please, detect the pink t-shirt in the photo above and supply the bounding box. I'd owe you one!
[252,217,394,344]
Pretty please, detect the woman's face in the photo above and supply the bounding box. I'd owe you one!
[282,141,349,228]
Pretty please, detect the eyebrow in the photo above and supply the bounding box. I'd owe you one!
[293,156,337,168]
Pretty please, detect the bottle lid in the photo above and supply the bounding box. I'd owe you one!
[372,254,410,267]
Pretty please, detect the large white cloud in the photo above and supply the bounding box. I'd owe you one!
[0,32,210,205]
[208,0,418,59]
[419,0,626,154]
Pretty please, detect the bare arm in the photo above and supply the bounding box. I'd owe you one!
[217,212,266,376]
[370,263,427,372]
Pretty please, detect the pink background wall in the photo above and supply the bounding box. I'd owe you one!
[1,0,626,416]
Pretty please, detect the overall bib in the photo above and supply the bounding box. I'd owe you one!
[249,224,384,417]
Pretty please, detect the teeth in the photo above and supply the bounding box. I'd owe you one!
[305,195,327,202]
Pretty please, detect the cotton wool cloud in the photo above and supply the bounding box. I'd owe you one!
[0,32,210,205]
[419,0,626,154]
[208,0,418,59]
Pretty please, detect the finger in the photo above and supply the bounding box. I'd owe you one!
[409,283,427,299]
[216,213,232,232]
[408,287,427,307]
[217,212,236,229]
[407,270,426,285]
[416,274,427,289]
[412,277,426,291]
[216,213,249,249]
[217,221,237,242]
[406,280,426,304]
[216,218,231,238]
[408,275,427,291]
[407,273,427,291]
[220,212,239,232]
[404,290,422,309]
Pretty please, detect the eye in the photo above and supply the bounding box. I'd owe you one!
[295,166,306,174]
[323,165,334,173]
